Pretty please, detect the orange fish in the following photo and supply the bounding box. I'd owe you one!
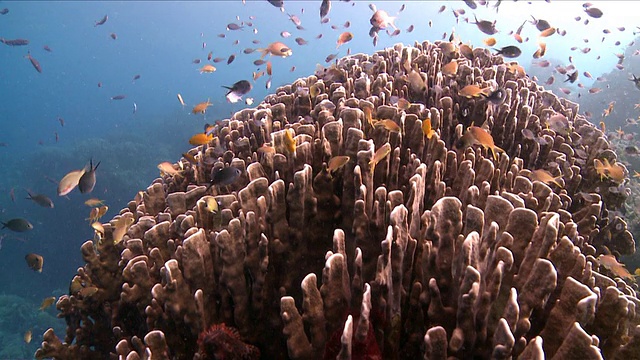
[369,143,391,172]
[375,119,401,132]
[189,133,213,146]
[529,169,563,187]
[441,60,458,76]
[258,41,292,58]
[594,158,624,183]
[327,155,350,174]
[266,61,272,76]
[422,118,436,139]
[336,31,353,48]
[199,64,216,73]
[483,37,497,46]
[458,84,490,98]
[598,254,633,279]
[192,99,212,114]
[456,126,503,160]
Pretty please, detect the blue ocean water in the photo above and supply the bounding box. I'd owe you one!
[0,1,639,357]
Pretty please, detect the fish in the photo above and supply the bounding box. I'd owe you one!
[111,95,126,100]
[24,330,32,344]
[295,37,308,46]
[375,119,401,132]
[629,74,640,91]
[422,118,436,139]
[281,128,297,156]
[529,169,563,187]
[257,41,292,58]
[199,64,216,73]
[594,158,624,183]
[603,101,615,117]
[58,169,86,196]
[483,37,497,46]
[327,155,350,174]
[25,190,54,208]
[320,0,331,19]
[336,32,353,48]
[407,70,426,93]
[112,214,135,244]
[79,159,100,194]
[0,8,8,15]
[25,253,43,272]
[177,94,186,107]
[210,167,242,187]
[589,88,602,94]
[79,286,99,298]
[288,13,302,26]
[223,80,252,103]
[39,296,56,311]
[132,102,137,114]
[2,218,33,232]
[254,59,267,66]
[458,84,490,98]
[441,60,458,76]
[58,117,65,127]
[598,254,633,279]
[584,6,603,18]
[192,99,212,114]
[94,14,108,27]
[158,162,182,176]
[485,88,507,105]
[182,152,198,164]
[24,51,42,73]
[370,9,397,30]
[0,38,29,46]
[369,143,391,172]
[533,42,546,58]
[227,54,236,64]
[243,48,256,54]
[266,77,272,89]
[546,114,571,135]
[84,198,104,207]
[91,222,104,236]
[266,61,273,76]
[226,23,243,30]
[493,46,521,58]
[87,205,109,223]
[406,25,414,33]
[280,31,291,38]
[456,126,503,160]
[189,133,213,146]
[564,71,578,83]
[472,15,498,35]
[201,195,219,213]
[110,33,117,40]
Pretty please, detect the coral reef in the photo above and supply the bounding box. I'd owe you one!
[37,41,638,359]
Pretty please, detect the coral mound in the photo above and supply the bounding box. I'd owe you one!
[37,41,638,360]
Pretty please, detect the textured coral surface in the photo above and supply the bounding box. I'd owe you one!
[37,42,639,360]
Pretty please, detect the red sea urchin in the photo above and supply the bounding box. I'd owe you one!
[197,323,260,360]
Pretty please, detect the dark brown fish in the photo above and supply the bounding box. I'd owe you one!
[132,74,140,82]
[320,0,331,19]
[494,46,521,58]
[253,59,266,66]
[78,159,100,194]
[26,190,54,208]
[25,253,43,272]
[584,7,603,18]
[110,33,117,40]
[564,71,578,83]
[25,52,42,73]
[295,37,308,45]
[1,38,29,46]
[226,23,244,30]
[94,14,108,27]
[227,54,236,64]
[193,58,201,64]
[2,218,33,232]
[43,45,52,52]
[111,95,126,100]
[0,8,8,15]
[243,48,255,54]
[473,15,498,35]
[210,167,242,187]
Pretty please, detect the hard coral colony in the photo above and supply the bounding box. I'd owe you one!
[36,42,639,359]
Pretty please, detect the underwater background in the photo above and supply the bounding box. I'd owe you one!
[1,1,640,358]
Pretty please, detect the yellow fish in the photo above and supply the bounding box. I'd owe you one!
[422,118,435,139]
[201,195,219,214]
[283,129,296,155]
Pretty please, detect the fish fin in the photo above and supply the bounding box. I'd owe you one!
[93,161,101,171]
[221,86,233,90]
